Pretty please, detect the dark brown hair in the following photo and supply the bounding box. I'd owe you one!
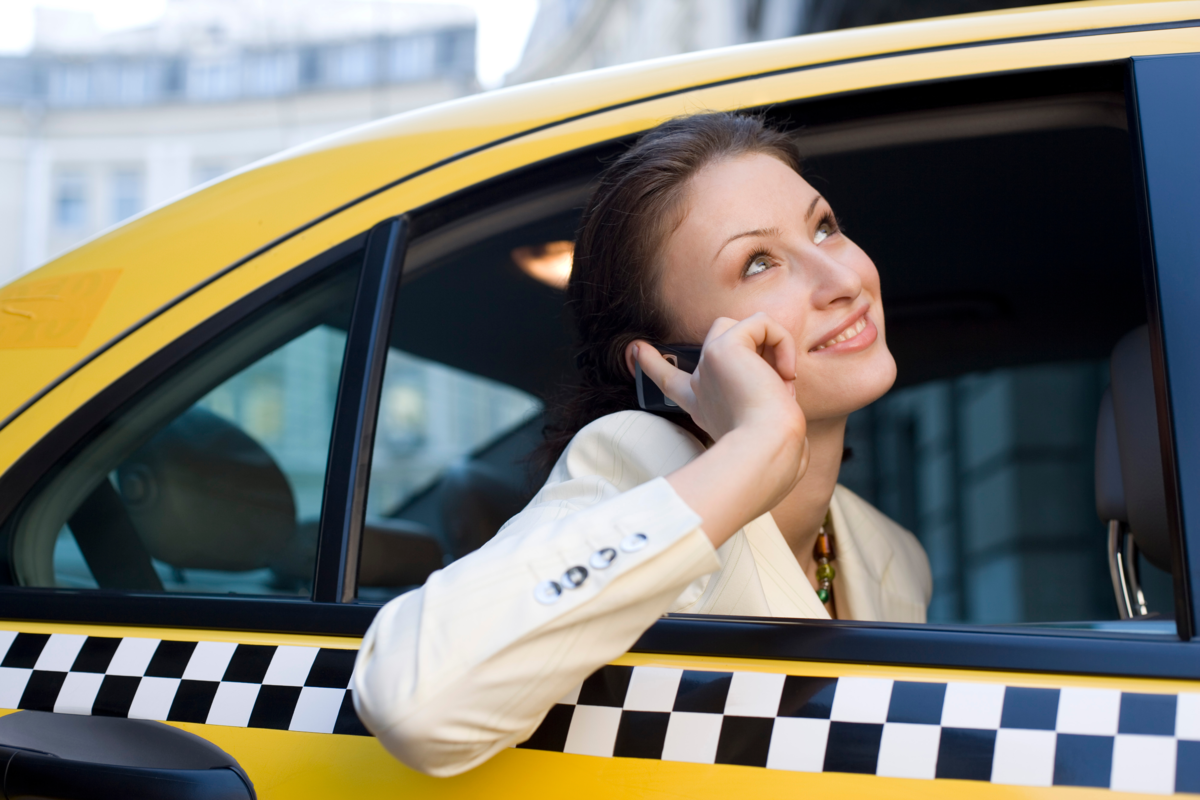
[538,111,802,468]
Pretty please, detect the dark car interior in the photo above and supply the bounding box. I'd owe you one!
[9,62,1179,631]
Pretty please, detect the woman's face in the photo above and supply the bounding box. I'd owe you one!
[658,152,896,423]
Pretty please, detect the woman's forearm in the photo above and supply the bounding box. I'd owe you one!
[351,476,720,777]
[667,424,807,549]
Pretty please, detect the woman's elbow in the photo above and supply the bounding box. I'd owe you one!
[355,691,516,778]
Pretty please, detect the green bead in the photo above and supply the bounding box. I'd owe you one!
[816,563,836,582]
[817,588,830,603]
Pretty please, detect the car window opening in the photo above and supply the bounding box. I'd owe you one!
[6,254,363,599]
[360,66,1176,632]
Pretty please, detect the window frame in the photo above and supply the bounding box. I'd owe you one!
[0,226,389,636]
[1126,52,1200,641]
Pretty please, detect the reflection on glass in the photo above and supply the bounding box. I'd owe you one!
[367,349,542,519]
[20,260,360,598]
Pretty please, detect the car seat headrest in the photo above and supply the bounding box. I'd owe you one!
[115,407,296,571]
[1095,325,1172,571]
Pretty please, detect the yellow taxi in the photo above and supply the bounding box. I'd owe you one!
[1,0,1200,796]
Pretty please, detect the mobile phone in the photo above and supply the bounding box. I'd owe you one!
[635,344,701,413]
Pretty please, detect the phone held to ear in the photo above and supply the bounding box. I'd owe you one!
[636,344,702,413]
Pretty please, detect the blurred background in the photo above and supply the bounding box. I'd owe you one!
[0,0,1068,287]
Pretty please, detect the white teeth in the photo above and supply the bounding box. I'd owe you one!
[815,316,867,351]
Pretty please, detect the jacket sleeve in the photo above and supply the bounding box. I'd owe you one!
[351,426,720,777]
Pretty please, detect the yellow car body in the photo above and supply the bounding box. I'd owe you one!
[2,1,1200,797]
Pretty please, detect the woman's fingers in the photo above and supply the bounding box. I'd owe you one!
[633,342,697,412]
[702,317,740,347]
[739,313,797,382]
[705,313,797,382]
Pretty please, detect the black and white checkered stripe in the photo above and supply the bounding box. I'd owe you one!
[0,631,367,736]
[4,629,1198,794]
[519,665,1200,795]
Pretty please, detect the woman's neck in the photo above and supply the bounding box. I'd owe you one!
[768,415,848,584]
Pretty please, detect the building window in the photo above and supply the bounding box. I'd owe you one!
[48,65,91,106]
[110,169,142,224]
[187,58,240,101]
[243,52,296,96]
[390,36,436,82]
[328,43,374,86]
[117,63,150,104]
[54,172,87,229]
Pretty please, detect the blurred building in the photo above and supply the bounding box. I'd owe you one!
[0,0,477,285]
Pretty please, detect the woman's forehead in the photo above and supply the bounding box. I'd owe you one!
[684,154,816,228]
[676,154,817,248]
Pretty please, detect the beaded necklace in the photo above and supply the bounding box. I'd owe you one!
[813,509,837,608]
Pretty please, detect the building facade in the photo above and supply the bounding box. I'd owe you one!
[0,0,477,285]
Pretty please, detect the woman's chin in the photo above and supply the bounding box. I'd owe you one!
[798,348,897,420]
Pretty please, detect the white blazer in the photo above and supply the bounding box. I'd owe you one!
[353,411,931,777]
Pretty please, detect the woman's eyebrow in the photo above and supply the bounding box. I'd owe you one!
[713,226,782,262]
[805,194,824,221]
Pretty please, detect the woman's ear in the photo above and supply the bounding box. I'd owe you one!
[624,341,641,380]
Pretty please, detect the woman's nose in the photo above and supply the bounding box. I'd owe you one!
[804,247,863,309]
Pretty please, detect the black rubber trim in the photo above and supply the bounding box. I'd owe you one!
[635,616,1200,680]
[0,594,1193,679]
[0,233,367,587]
[0,588,378,637]
[313,218,406,603]
[2,15,1196,436]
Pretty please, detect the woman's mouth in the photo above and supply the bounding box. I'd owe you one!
[810,313,877,353]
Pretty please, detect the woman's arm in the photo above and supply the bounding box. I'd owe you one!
[354,314,807,777]
[353,436,720,776]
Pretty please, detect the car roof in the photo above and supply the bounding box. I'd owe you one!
[0,0,1187,426]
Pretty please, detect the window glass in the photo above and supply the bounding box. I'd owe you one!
[359,348,542,604]
[840,360,1170,624]
[9,254,360,597]
[368,349,541,518]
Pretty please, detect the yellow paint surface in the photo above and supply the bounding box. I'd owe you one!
[0,619,360,650]
[160,725,1134,800]
[0,270,121,349]
[0,710,1154,799]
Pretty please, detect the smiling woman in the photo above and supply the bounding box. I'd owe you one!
[352,112,930,777]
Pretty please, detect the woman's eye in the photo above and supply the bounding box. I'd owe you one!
[745,255,772,277]
[813,222,834,244]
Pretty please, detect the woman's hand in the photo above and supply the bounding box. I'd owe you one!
[630,313,810,546]
[633,313,802,442]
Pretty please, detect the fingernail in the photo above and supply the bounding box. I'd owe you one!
[633,344,639,357]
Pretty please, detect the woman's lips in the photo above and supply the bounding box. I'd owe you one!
[810,313,877,354]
